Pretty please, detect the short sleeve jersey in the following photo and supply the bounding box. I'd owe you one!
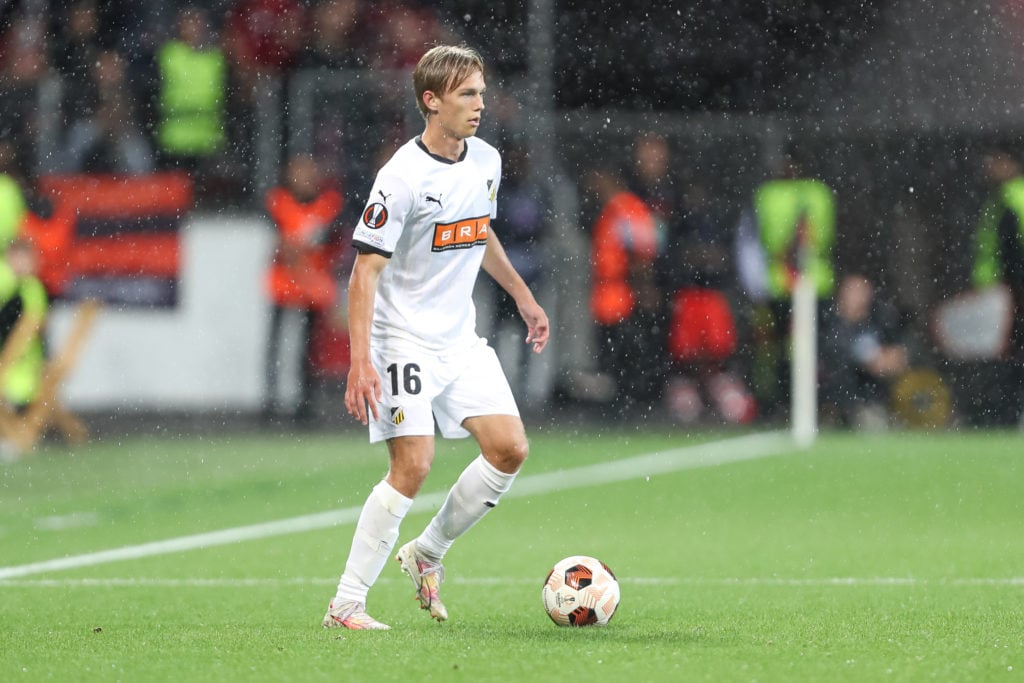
[352,136,501,351]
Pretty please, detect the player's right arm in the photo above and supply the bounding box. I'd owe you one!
[345,250,389,425]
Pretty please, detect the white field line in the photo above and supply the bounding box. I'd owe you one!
[2,576,1023,589]
[0,431,793,581]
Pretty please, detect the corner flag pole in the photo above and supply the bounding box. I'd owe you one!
[791,234,818,448]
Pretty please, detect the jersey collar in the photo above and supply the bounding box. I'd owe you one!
[416,136,468,165]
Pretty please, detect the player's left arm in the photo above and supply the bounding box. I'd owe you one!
[482,230,549,353]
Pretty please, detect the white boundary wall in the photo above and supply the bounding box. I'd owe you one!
[47,215,281,410]
[45,214,548,412]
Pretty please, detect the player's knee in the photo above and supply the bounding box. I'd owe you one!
[386,450,434,496]
[490,437,528,474]
[411,456,434,482]
[387,459,431,497]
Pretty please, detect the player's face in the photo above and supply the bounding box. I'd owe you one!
[434,70,486,140]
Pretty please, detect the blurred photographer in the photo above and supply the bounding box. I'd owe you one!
[821,273,908,429]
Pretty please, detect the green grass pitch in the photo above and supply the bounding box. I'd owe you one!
[1,428,1022,682]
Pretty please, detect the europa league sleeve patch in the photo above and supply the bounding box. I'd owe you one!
[362,203,389,229]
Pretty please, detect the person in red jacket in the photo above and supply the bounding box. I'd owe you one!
[264,153,345,423]
[586,165,661,415]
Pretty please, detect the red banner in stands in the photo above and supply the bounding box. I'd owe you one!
[30,173,193,307]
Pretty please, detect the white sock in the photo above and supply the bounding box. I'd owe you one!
[416,455,517,561]
[334,479,413,605]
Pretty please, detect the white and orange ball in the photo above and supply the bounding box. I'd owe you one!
[541,555,620,626]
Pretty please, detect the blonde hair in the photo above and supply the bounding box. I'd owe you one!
[413,45,484,119]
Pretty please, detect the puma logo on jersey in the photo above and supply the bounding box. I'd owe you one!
[378,189,392,203]
[432,215,490,252]
[425,194,443,208]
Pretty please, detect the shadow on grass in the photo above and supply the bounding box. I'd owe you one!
[333,619,698,646]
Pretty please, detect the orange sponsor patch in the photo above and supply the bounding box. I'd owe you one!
[431,215,489,252]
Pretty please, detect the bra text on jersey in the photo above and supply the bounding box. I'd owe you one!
[432,215,490,252]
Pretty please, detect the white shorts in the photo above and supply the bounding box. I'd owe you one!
[367,336,519,443]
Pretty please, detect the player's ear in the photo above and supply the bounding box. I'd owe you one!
[423,90,440,116]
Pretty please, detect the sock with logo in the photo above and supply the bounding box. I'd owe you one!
[415,454,517,561]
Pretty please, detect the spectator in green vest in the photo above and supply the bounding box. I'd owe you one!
[970,148,1024,425]
[753,153,836,302]
[973,149,1024,295]
[0,141,27,254]
[156,5,227,170]
[736,150,837,417]
[0,238,48,408]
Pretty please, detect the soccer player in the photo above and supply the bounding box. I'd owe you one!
[322,45,550,630]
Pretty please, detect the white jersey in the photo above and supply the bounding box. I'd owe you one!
[353,136,501,351]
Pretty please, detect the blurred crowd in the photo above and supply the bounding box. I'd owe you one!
[576,135,1024,430]
[0,0,473,436]
[1,1,1022,435]
[0,0,891,193]
[0,0,468,199]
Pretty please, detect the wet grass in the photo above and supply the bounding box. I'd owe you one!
[1,429,1022,682]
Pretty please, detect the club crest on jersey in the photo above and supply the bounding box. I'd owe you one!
[432,215,490,252]
[362,203,388,229]
[487,179,496,202]
[390,406,405,425]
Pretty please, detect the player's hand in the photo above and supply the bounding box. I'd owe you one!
[345,360,382,425]
[518,298,550,353]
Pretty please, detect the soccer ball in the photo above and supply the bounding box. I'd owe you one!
[541,555,620,626]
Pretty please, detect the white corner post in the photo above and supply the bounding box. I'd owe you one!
[791,270,818,448]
